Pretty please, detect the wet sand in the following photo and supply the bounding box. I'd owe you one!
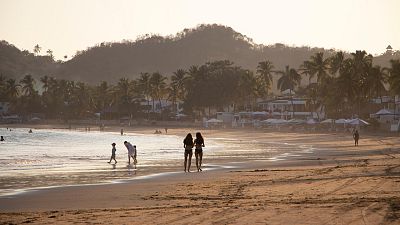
[0,126,399,224]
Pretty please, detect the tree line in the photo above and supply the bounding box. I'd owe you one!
[1,50,399,121]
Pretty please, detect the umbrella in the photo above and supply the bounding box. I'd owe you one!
[287,119,306,124]
[270,119,288,125]
[375,109,393,115]
[348,118,369,125]
[335,119,348,124]
[320,119,333,124]
[261,118,277,124]
[206,118,223,123]
[306,118,318,124]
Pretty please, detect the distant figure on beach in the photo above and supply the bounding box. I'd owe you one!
[124,141,137,166]
[108,143,117,164]
[154,129,162,134]
[183,133,194,172]
[28,129,32,133]
[164,128,168,134]
[0,136,4,141]
[353,130,359,146]
[121,128,124,136]
[194,132,205,172]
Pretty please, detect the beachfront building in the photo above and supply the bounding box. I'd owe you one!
[257,98,324,120]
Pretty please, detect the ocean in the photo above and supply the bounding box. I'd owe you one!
[0,127,314,196]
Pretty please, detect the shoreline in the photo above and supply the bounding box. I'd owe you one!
[1,124,399,224]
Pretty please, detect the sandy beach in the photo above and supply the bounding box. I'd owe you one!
[0,125,399,224]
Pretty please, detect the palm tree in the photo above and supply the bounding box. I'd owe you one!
[115,78,132,106]
[40,75,49,92]
[276,66,301,118]
[20,75,36,97]
[46,49,54,59]
[306,52,330,83]
[170,69,187,113]
[137,72,151,115]
[5,78,20,101]
[238,70,259,111]
[33,44,41,55]
[336,59,360,115]
[329,51,345,77]
[299,60,314,84]
[149,72,167,114]
[364,65,388,101]
[256,60,274,94]
[0,74,6,101]
[388,59,400,95]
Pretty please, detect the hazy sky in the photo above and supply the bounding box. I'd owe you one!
[1,0,399,60]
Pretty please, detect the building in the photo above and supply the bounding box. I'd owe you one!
[257,98,324,120]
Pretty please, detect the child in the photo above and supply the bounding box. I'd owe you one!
[108,143,117,164]
[133,145,137,168]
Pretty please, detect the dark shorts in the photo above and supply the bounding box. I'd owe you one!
[185,149,193,156]
[195,149,203,155]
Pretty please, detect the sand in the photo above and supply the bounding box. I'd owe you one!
[0,125,399,224]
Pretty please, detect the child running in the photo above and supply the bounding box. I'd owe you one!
[108,143,117,164]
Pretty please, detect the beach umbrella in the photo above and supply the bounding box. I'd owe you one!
[270,119,288,124]
[261,118,277,124]
[306,118,318,124]
[375,109,393,115]
[335,119,348,124]
[206,118,223,123]
[320,119,333,124]
[348,118,369,125]
[287,119,306,124]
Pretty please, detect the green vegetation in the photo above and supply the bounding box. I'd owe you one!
[1,53,399,120]
[0,24,399,121]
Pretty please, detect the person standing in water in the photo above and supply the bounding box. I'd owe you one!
[183,133,194,172]
[124,141,136,165]
[0,136,4,141]
[194,132,205,172]
[108,143,117,164]
[353,129,360,146]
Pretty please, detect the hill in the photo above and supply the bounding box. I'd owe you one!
[0,41,59,80]
[1,24,399,84]
[57,24,333,83]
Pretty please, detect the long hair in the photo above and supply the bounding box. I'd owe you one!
[184,133,193,142]
[196,132,203,144]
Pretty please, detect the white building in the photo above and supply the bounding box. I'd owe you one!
[258,98,324,119]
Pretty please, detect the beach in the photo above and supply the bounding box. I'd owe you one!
[0,125,399,224]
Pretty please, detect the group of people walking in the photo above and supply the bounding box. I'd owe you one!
[107,132,206,173]
[108,141,137,168]
[183,132,205,172]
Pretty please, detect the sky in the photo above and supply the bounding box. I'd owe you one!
[1,0,399,60]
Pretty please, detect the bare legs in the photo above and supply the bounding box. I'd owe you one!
[108,156,117,164]
[195,151,203,172]
[127,155,137,169]
[184,151,192,172]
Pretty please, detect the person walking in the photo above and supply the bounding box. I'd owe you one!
[108,143,117,164]
[353,129,360,146]
[183,133,194,172]
[194,132,205,172]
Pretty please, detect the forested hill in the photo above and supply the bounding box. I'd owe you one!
[57,24,332,83]
[1,24,399,83]
[0,40,58,80]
